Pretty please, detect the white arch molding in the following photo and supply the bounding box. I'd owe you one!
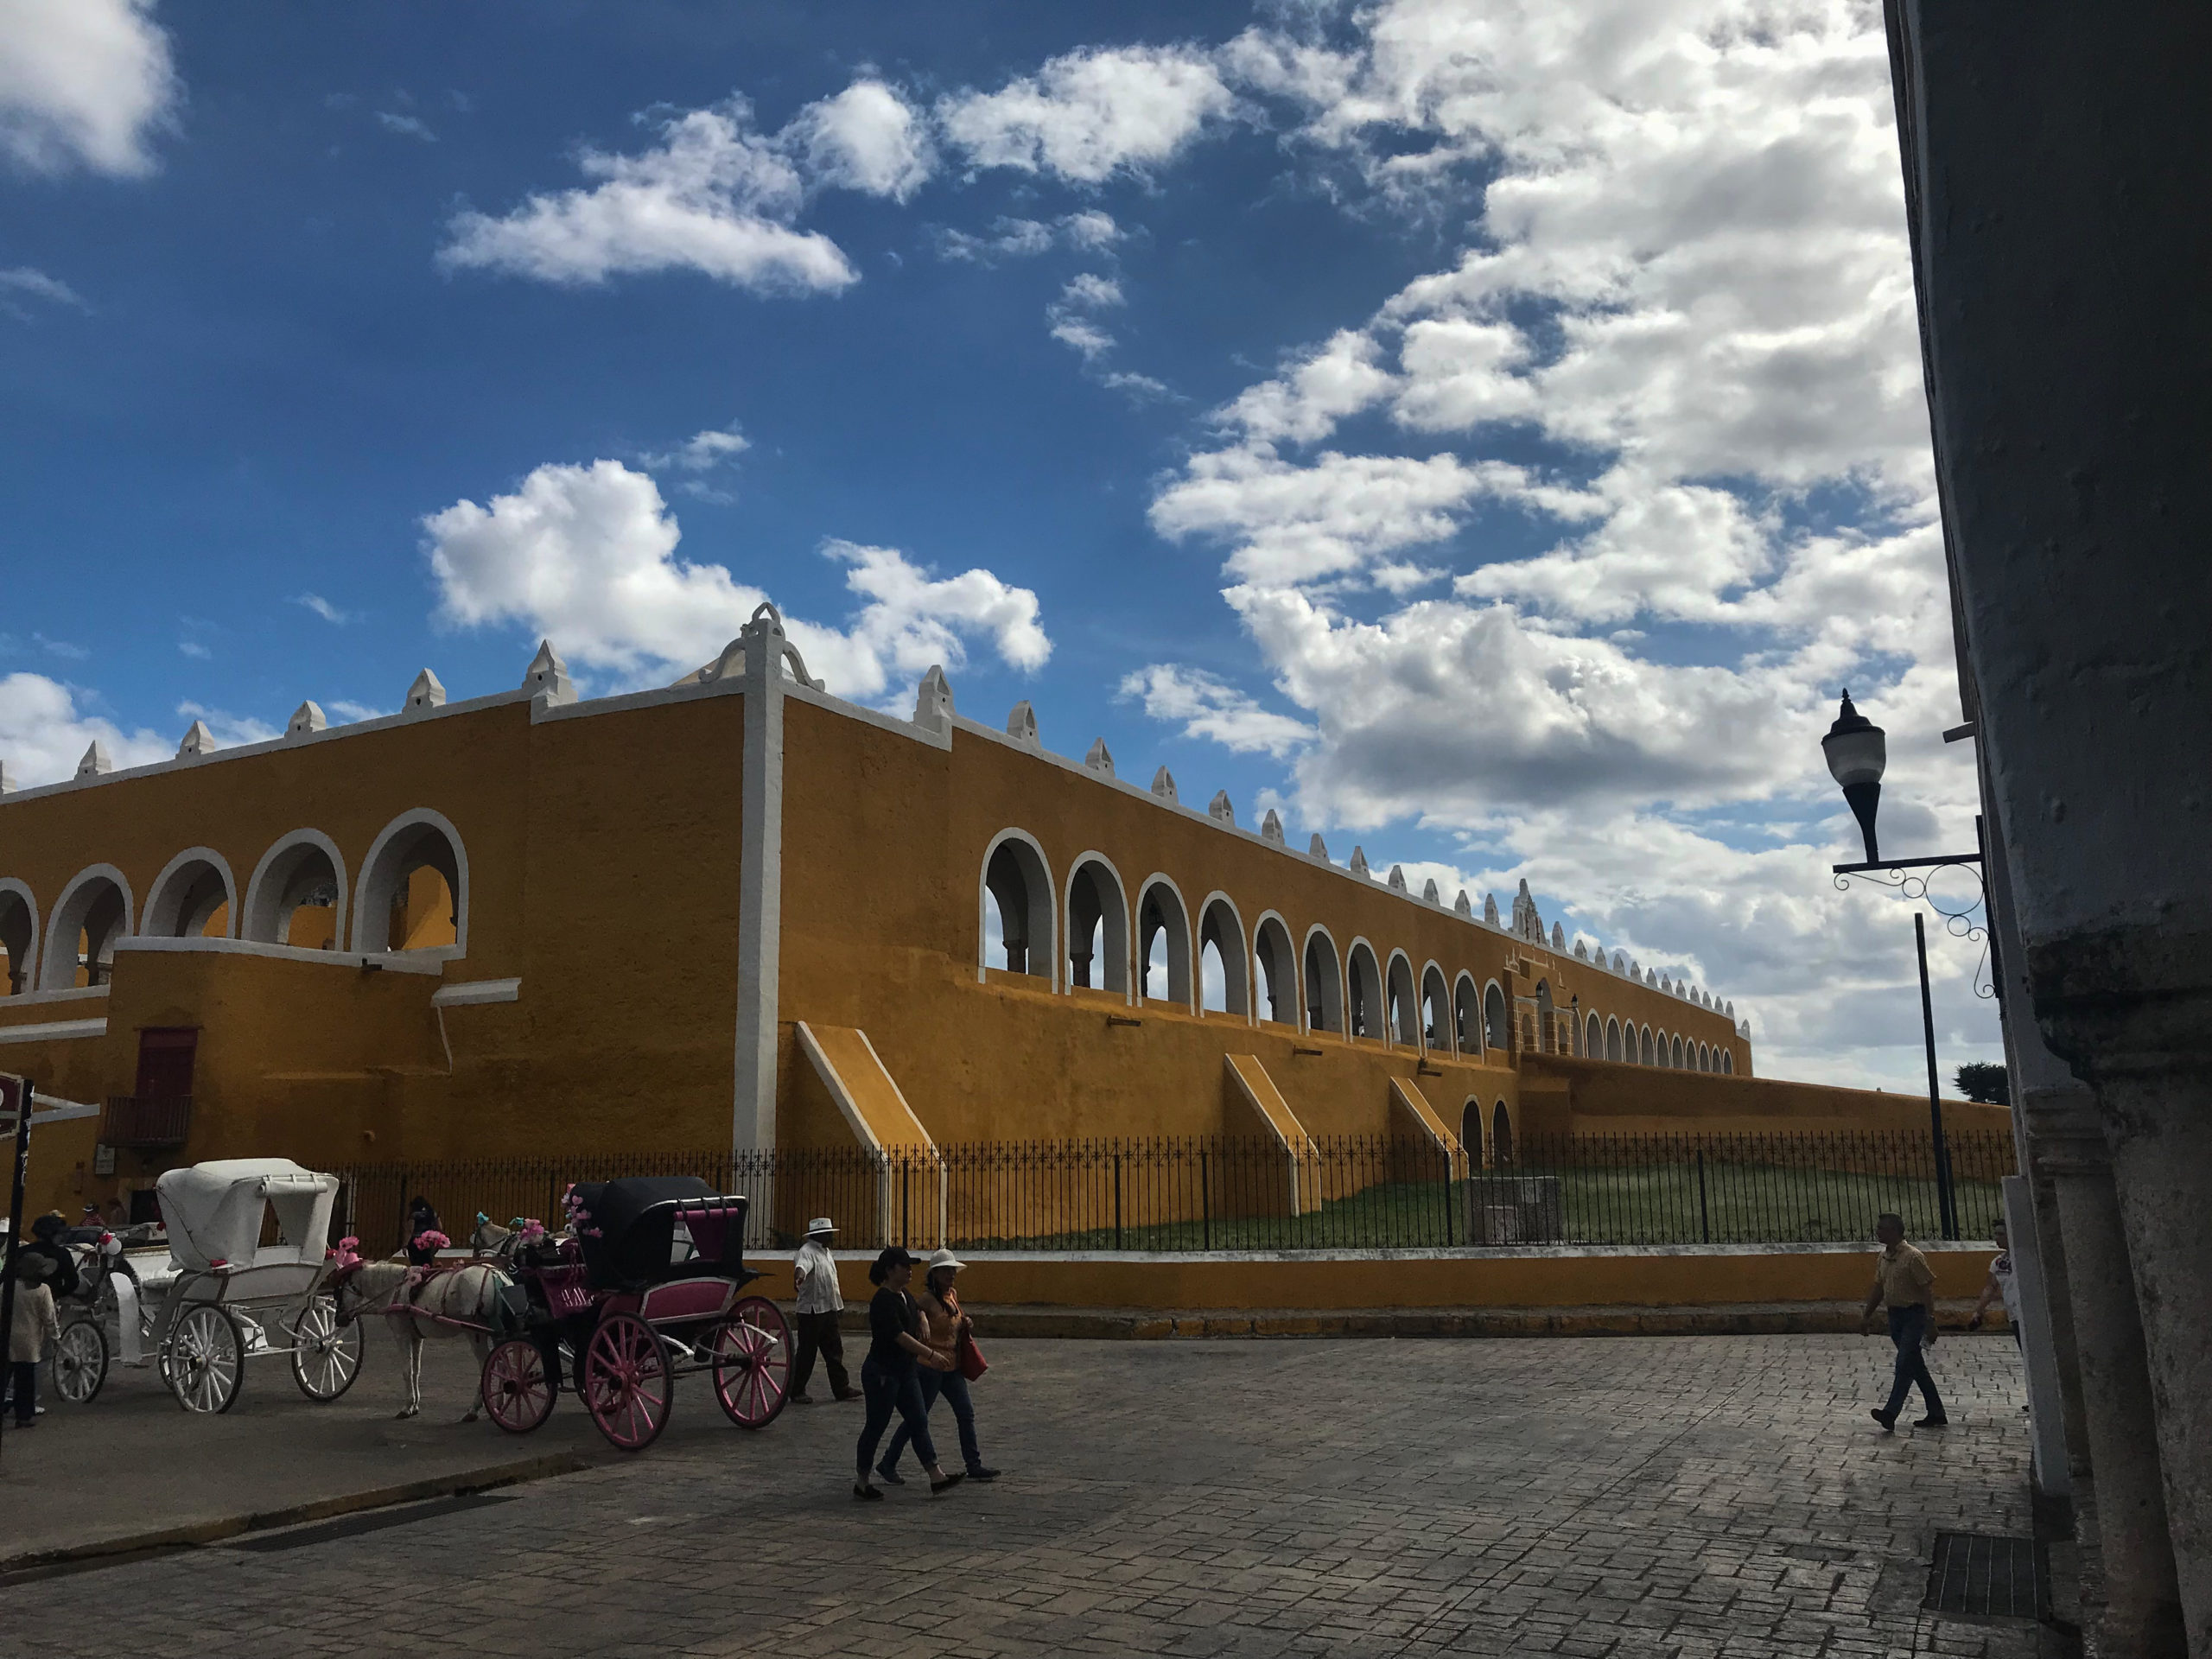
[1196,891,1250,1019]
[1301,924,1344,1034]
[1452,971,1480,1055]
[143,847,239,940]
[977,828,1056,988]
[1135,873,1194,1011]
[1251,910,1299,1027]
[1420,961,1451,1054]
[1383,949,1419,1046]
[40,863,135,990]
[0,877,41,995]
[1063,850,1130,996]
[1483,979,1510,1053]
[1346,938,1386,1041]
[352,808,470,956]
[242,829,350,950]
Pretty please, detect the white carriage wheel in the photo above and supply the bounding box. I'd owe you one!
[169,1305,245,1414]
[289,1295,365,1402]
[54,1317,109,1405]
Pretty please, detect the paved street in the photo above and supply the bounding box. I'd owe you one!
[3,1334,2045,1656]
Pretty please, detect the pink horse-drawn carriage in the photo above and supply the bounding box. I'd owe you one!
[478,1177,791,1450]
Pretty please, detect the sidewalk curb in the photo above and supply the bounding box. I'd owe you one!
[0,1450,594,1581]
[945,1298,2005,1340]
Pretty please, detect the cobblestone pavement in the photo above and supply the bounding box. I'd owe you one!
[5,1334,2048,1656]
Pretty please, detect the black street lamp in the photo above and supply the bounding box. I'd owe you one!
[1821,690,1986,1241]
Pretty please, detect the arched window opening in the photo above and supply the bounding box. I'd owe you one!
[1065,858,1128,993]
[1253,916,1297,1025]
[1672,1034,1686,1069]
[1422,966,1451,1052]
[1198,899,1248,1016]
[1606,1017,1624,1063]
[244,834,346,950]
[1586,1012,1603,1058]
[1484,982,1509,1052]
[1137,880,1192,1007]
[1303,931,1344,1033]
[1492,1102,1515,1166]
[1700,1043,1712,1072]
[1454,975,1479,1054]
[1461,1099,1484,1164]
[144,853,234,941]
[1639,1027,1656,1065]
[1722,1050,1735,1075]
[981,836,1052,981]
[0,885,35,995]
[41,870,132,989]
[1534,980,1554,1053]
[1346,943,1384,1039]
[355,817,465,954]
[1384,953,1418,1046]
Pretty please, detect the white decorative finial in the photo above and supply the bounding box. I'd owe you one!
[1006,701,1039,747]
[524,640,575,706]
[1613,952,1627,975]
[287,702,327,738]
[1551,921,1565,950]
[1350,846,1371,877]
[1573,939,1588,960]
[1208,790,1235,825]
[404,670,446,715]
[1308,833,1329,863]
[1483,893,1500,927]
[1084,738,1115,776]
[76,741,112,778]
[1454,890,1471,917]
[1386,864,1407,892]
[912,665,954,734]
[1151,766,1178,803]
[1260,809,1285,844]
[1421,878,1440,904]
[0,760,14,792]
[178,721,214,759]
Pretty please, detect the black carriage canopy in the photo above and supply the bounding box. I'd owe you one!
[571,1177,754,1289]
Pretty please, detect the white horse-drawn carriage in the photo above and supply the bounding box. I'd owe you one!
[54,1158,365,1413]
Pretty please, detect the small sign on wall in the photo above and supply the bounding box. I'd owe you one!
[93,1143,117,1176]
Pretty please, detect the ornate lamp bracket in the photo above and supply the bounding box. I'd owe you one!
[1832,853,1993,998]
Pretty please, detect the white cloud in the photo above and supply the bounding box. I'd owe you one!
[376,110,435,142]
[327,699,387,724]
[640,423,749,473]
[1059,272,1122,310]
[176,639,209,659]
[0,0,177,176]
[1048,316,1115,363]
[1062,209,1122,251]
[0,671,165,785]
[422,459,1049,700]
[292,593,352,626]
[175,701,279,748]
[438,99,855,294]
[0,264,86,321]
[939,44,1237,183]
[785,79,931,201]
[1117,664,1313,758]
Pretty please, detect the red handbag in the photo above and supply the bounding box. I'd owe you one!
[956,1330,988,1381]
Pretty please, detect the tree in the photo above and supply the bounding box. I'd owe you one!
[1955,1062,2010,1105]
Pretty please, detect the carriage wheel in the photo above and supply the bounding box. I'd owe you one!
[481,1339,556,1433]
[168,1306,245,1414]
[54,1317,108,1405]
[289,1295,365,1402]
[582,1313,671,1451]
[712,1296,791,1429]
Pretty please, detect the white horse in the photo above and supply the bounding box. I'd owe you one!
[332,1259,511,1421]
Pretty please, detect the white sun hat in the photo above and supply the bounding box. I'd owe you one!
[924,1247,966,1272]
[805,1217,837,1237]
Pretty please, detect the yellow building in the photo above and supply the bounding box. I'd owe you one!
[1,607,1978,1224]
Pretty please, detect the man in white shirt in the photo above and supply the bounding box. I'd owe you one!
[790,1217,855,1404]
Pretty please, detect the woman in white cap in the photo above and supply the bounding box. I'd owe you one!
[789,1217,856,1403]
[877,1247,1000,1484]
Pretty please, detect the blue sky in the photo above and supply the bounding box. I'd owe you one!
[1,0,2000,1087]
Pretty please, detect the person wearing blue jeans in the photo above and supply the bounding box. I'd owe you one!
[880,1249,1001,1483]
[1862,1212,1947,1432]
[852,1246,963,1501]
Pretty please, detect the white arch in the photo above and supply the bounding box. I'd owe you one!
[1452,970,1481,1055]
[1301,924,1344,1034]
[1606,1016,1624,1063]
[1420,960,1451,1054]
[1672,1033,1686,1070]
[1196,890,1249,1018]
[352,808,470,955]
[242,829,349,950]
[1346,938,1386,1041]
[40,863,135,990]
[1251,909,1299,1026]
[143,847,238,940]
[978,828,1056,988]
[1585,1011,1604,1059]
[1639,1024,1656,1065]
[1135,873,1194,1010]
[1063,849,1130,995]
[1722,1049,1735,1075]
[0,877,41,995]
[1383,948,1419,1046]
[1483,978,1510,1052]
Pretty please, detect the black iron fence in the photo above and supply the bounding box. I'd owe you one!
[335,1128,2012,1256]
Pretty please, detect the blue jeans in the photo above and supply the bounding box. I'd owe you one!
[882,1367,983,1474]
[856,1358,935,1479]
[1882,1304,1945,1420]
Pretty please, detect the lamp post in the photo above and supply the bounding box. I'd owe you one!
[1821,690,1982,1240]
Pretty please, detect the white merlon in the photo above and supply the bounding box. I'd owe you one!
[1422,878,1440,905]
[1387,864,1408,892]
[0,760,13,793]
[1551,921,1565,950]
[1308,833,1329,863]
[1573,939,1588,960]
[76,741,111,779]
[1484,893,1500,927]
[1151,766,1178,803]
[404,670,446,715]
[523,640,575,707]
[1208,790,1235,826]
[1350,846,1371,877]
[177,721,214,759]
[287,702,327,738]
[1454,890,1472,917]
[1006,701,1039,747]
[1614,952,1628,975]
[1260,809,1285,844]
[912,665,954,734]
[1084,738,1114,776]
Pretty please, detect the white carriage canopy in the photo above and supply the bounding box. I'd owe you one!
[156,1160,340,1272]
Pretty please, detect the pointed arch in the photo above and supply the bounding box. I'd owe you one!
[979,829,1054,985]
[1135,874,1193,1009]
[1461,1097,1484,1164]
[1484,981,1509,1053]
[1639,1026,1656,1065]
[1421,962,1451,1053]
[143,848,237,940]
[1064,852,1130,995]
[1302,925,1344,1034]
[1605,1016,1624,1063]
[353,809,468,956]
[1384,949,1419,1046]
[1452,971,1480,1056]
[1491,1101,1515,1166]
[41,864,134,988]
[243,829,348,950]
[1252,912,1298,1026]
[1672,1033,1686,1069]
[1722,1049,1735,1075]
[1585,1011,1603,1058]
[1,878,41,995]
[1197,892,1249,1016]
[1345,939,1385,1040]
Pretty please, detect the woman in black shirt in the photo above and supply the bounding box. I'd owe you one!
[853,1246,962,1500]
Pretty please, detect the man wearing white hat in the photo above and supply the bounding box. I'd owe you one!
[790,1217,856,1404]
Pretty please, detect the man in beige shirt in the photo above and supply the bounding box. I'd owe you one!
[1860,1211,1947,1432]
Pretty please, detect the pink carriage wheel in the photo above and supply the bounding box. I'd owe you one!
[712,1295,791,1429]
[481,1339,556,1433]
[582,1313,672,1451]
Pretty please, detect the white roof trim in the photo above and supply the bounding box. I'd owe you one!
[431,976,521,1007]
[0,1018,106,1044]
